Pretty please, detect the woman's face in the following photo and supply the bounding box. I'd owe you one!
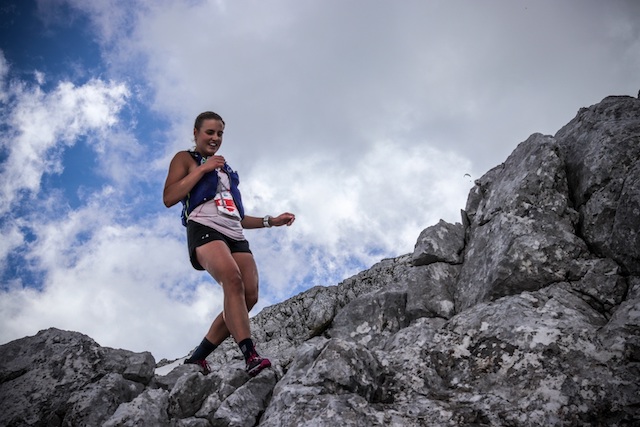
[194,119,224,157]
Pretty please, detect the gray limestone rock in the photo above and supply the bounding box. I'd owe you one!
[564,257,628,316]
[210,370,277,427]
[456,133,588,311]
[0,328,154,427]
[411,219,465,266]
[62,373,145,427]
[328,289,409,348]
[103,388,170,427]
[259,337,384,426]
[405,262,459,320]
[555,96,640,274]
[598,276,640,362]
[168,371,218,418]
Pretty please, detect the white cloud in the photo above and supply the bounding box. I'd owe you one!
[47,0,640,176]
[0,77,129,213]
[0,223,24,278]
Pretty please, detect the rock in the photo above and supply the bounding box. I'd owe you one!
[63,373,145,427]
[555,96,640,274]
[0,328,154,426]
[456,133,588,311]
[260,338,383,426]
[426,285,631,425]
[610,161,640,274]
[598,276,640,362]
[329,289,409,347]
[411,219,465,266]
[168,372,218,418]
[210,370,277,427]
[405,262,459,320]
[103,388,170,427]
[153,362,205,391]
[564,257,628,316]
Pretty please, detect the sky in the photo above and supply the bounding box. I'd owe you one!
[0,0,638,361]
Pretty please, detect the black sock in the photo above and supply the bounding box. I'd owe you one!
[238,338,257,362]
[188,338,217,361]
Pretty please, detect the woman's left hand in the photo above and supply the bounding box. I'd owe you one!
[271,212,296,227]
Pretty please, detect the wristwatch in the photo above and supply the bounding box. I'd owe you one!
[263,215,272,228]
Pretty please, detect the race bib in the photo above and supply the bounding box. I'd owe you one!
[214,190,241,219]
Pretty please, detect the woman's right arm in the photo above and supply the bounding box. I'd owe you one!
[163,152,205,207]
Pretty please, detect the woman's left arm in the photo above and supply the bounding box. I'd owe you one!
[241,212,296,229]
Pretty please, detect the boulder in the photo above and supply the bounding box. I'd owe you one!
[0,328,154,426]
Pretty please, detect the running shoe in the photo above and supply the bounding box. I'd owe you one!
[245,354,271,377]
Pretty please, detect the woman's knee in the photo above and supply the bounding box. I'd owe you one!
[245,291,258,309]
[221,272,245,296]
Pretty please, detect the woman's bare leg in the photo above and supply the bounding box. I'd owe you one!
[232,252,259,309]
[204,252,259,344]
[196,243,260,344]
[196,241,250,343]
[204,313,228,345]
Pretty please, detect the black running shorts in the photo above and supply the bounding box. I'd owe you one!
[186,220,252,271]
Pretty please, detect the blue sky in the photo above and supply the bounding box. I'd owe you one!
[1,0,638,360]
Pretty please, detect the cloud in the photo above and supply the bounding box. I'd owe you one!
[80,0,637,190]
[0,222,24,279]
[0,72,129,213]
[44,1,640,175]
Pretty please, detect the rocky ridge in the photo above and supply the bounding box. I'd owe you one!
[1,95,639,426]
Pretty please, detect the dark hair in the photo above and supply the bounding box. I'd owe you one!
[194,111,225,130]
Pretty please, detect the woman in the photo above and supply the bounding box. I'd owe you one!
[163,111,295,376]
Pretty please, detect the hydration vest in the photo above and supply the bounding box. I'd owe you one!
[180,150,245,226]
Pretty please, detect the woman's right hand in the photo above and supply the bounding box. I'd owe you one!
[200,155,226,172]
